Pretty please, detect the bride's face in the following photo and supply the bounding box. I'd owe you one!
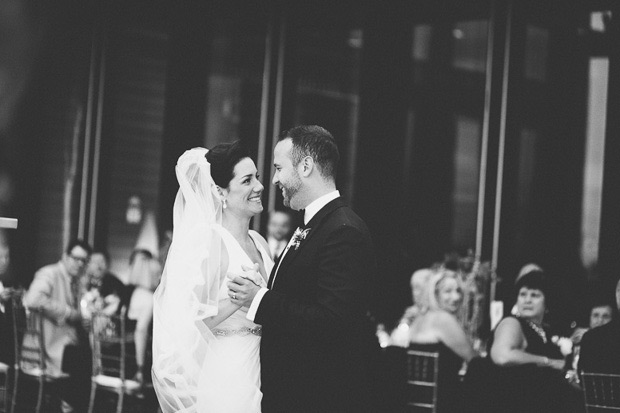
[222,157,264,217]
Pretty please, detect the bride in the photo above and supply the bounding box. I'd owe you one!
[152,142,273,412]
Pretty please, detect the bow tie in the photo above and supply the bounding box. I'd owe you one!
[297,210,305,227]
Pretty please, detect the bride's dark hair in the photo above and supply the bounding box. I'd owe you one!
[205,140,250,188]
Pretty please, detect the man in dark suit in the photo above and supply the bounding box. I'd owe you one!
[579,277,620,374]
[229,125,379,412]
[85,250,126,304]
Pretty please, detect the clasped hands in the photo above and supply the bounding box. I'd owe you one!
[227,263,262,307]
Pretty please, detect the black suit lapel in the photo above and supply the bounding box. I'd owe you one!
[268,197,347,289]
[303,197,346,241]
[268,239,305,289]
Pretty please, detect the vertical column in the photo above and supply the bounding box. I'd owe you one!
[598,7,620,288]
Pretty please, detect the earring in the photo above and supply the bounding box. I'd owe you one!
[222,199,227,209]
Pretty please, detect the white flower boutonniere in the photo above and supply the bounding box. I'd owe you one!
[291,227,311,250]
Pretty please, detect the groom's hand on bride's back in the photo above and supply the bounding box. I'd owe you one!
[228,263,261,307]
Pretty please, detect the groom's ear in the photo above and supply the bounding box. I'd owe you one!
[299,156,314,177]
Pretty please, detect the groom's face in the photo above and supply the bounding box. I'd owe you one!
[273,139,303,210]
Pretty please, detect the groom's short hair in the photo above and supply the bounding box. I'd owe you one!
[278,125,340,181]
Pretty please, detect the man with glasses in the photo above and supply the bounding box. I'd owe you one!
[23,239,92,412]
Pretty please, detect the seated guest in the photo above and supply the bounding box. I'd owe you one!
[588,300,614,328]
[84,249,125,315]
[23,239,92,412]
[588,299,613,328]
[572,299,614,343]
[390,268,433,347]
[0,234,16,299]
[569,298,614,371]
[511,262,544,315]
[579,277,620,374]
[408,269,477,412]
[121,248,161,383]
[0,238,23,365]
[488,270,581,413]
[266,210,293,264]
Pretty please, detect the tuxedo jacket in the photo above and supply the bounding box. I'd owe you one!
[255,197,379,412]
[579,318,620,374]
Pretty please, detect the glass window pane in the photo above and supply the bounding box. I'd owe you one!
[289,19,363,203]
[407,13,489,260]
[525,26,548,82]
[203,15,268,154]
[452,20,488,73]
[581,58,608,268]
[104,28,169,277]
[451,116,482,249]
[413,24,432,62]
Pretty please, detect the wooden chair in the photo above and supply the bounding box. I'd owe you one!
[1,290,21,413]
[581,372,620,412]
[88,308,141,413]
[11,296,68,413]
[406,348,440,412]
[0,361,8,413]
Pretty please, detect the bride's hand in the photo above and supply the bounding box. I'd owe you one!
[240,263,262,286]
[228,268,262,307]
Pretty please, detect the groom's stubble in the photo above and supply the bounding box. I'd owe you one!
[280,167,303,210]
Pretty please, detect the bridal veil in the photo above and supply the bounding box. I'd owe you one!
[152,148,223,412]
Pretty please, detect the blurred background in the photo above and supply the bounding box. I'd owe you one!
[0,0,618,332]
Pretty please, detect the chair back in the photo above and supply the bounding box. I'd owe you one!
[581,372,620,412]
[12,297,46,376]
[0,362,8,413]
[90,308,137,382]
[406,348,439,412]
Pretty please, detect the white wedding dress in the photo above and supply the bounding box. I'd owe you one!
[152,147,273,413]
[199,227,272,412]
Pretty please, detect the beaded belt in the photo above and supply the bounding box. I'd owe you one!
[211,326,262,337]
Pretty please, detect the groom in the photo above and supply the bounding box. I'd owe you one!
[229,125,379,412]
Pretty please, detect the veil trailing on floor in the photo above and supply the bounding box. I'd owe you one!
[152,147,223,412]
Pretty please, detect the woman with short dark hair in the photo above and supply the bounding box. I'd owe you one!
[486,270,583,413]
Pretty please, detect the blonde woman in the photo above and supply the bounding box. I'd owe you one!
[390,268,433,347]
[122,248,161,384]
[408,269,477,412]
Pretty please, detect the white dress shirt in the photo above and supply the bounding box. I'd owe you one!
[246,190,340,321]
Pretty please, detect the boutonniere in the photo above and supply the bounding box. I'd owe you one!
[291,227,311,250]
